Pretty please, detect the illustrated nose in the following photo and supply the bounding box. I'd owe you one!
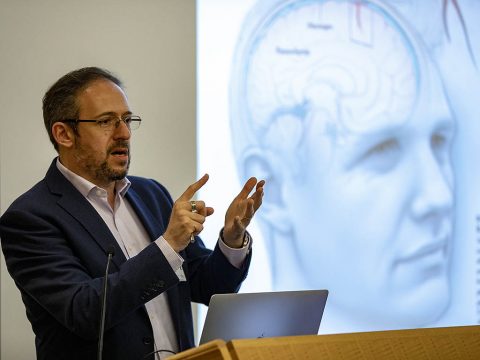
[411,148,453,222]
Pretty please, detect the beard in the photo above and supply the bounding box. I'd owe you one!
[97,140,130,181]
[96,155,130,182]
[74,139,131,185]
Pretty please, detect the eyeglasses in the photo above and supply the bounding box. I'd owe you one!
[60,115,142,131]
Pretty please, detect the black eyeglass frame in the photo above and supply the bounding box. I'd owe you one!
[59,115,142,130]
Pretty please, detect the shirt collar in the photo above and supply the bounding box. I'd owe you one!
[56,157,131,198]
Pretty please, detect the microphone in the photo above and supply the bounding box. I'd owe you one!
[98,245,115,360]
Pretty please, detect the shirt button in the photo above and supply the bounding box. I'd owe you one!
[143,336,153,345]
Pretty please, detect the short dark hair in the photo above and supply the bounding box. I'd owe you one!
[42,67,123,151]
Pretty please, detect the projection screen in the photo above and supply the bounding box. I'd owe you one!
[197,0,480,336]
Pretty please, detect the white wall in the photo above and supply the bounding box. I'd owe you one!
[0,1,196,358]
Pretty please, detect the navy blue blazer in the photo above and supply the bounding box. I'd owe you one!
[0,160,251,360]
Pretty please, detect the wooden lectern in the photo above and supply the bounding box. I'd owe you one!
[169,325,480,360]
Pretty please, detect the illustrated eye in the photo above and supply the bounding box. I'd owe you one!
[368,139,398,155]
[358,138,401,173]
[431,133,446,150]
[431,129,453,165]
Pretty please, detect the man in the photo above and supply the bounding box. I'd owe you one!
[0,67,264,359]
[228,0,454,333]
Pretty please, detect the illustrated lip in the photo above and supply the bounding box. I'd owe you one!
[397,239,448,263]
[395,220,452,264]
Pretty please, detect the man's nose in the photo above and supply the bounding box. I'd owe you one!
[113,119,131,139]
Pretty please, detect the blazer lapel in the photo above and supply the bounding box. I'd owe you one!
[45,160,127,268]
[125,188,166,240]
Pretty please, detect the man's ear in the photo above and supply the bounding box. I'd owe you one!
[240,147,292,233]
[51,122,75,149]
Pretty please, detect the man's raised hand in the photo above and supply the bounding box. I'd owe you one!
[222,177,265,248]
[163,174,214,252]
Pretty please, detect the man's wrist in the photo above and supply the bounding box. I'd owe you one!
[220,228,250,249]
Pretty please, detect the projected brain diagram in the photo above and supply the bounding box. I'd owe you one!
[244,1,418,141]
[230,0,455,333]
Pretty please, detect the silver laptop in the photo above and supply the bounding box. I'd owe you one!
[199,289,328,344]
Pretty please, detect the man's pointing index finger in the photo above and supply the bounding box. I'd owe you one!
[179,173,209,201]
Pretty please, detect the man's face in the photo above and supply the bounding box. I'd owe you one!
[283,60,454,327]
[68,79,131,187]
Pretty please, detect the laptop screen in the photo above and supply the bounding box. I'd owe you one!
[199,289,329,344]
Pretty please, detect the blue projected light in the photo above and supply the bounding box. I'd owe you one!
[197,0,480,336]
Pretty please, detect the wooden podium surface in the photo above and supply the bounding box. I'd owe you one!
[169,325,480,360]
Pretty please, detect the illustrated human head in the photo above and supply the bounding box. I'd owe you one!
[230,0,455,330]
